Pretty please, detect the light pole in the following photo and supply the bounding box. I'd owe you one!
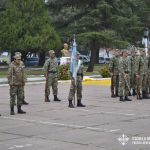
[142,27,149,54]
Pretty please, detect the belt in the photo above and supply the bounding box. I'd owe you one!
[48,71,57,73]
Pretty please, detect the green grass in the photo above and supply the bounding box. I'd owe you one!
[0,68,44,78]
[0,64,108,78]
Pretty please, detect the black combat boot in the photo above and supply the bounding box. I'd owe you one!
[68,100,75,108]
[17,106,26,114]
[115,90,119,97]
[22,100,29,105]
[137,93,143,100]
[132,89,137,96]
[54,95,61,101]
[45,96,50,102]
[0,114,1,116]
[124,96,132,101]
[119,96,125,102]
[111,88,116,97]
[142,91,149,99]
[10,106,15,115]
[77,99,86,107]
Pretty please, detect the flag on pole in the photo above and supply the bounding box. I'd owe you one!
[70,36,77,79]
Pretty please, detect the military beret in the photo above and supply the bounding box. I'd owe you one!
[49,50,55,53]
[121,49,128,53]
[130,48,137,53]
[14,54,21,59]
[15,52,22,56]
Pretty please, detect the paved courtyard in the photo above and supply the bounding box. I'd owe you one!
[0,83,150,150]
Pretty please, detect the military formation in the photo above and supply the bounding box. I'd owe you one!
[109,48,150,102]
[0,46,149,116]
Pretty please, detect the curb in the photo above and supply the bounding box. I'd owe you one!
[0,78,111,87]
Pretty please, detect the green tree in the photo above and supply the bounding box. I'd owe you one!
[0,0,61,65]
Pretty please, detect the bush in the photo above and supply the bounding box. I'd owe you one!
[99,66,111,78]
[58,64,70,80]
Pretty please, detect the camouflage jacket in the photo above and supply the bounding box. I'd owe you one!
[43,57,58,77]
[119,57,130,75]
[109,56,120,75]
[146,55,150,75]
[77,60,84,81]
[128,56,138,75]
[136,56,147,75]
[7,61,26,86]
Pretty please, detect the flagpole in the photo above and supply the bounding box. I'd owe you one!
[70,34,77,107]
[73,34,76,107]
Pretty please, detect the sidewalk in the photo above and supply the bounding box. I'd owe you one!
[0,75,111,86]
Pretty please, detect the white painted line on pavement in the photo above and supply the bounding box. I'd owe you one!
[99,111,135,116]
[69,109,135,116]
[109,129,121,132]
[8,144,32,149]
[1,116,120,133]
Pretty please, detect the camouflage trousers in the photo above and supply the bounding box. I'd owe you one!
[111,75,119,92]
[119,74,130,96]
[68,79,82,100]
[10,85,23,107]
[45,76,58,96]
[138,74,147,92]
[146,74,150,94]
[130,74,136,90]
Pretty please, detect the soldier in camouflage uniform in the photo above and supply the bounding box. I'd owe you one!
[7,54,26,115]
[118,50,132,102]
[14,52,29,105]
[109,49,120,97]
[128,48,138,96]
[43,50,61,102]
[135,48,149,99]
[146,49,150,97]
[68,53,86,108]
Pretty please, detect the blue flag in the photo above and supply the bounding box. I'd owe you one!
[70,38,77,79]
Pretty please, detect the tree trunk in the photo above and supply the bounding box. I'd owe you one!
[39,51,45,66]
[86,39,99,72]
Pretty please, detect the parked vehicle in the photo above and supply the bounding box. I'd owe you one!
[99,57,111,64]
[99,57,105,64]
[105,57,111,64]
[25,57,39,67]
[79,55,90,64]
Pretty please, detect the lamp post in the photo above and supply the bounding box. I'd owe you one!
[142,27,149,54]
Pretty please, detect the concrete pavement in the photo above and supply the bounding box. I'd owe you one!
[0,83,150,150]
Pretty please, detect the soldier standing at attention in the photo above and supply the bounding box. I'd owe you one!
[146,49,150,96]
[43,50,61,102]
[128,48,137,96]
[109,49,120,97]
[118,50,132,102]
[136,48,149,99]
[68,53,86,108]
[7,54,26,115]
[14,52,29,105]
